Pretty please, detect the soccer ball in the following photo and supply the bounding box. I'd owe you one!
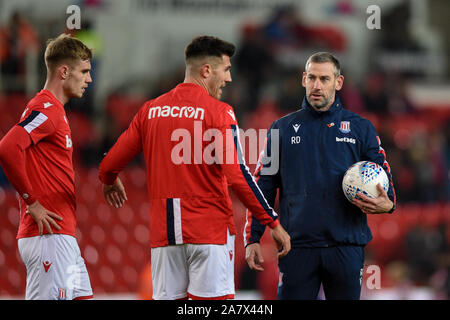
[342,161,389,202]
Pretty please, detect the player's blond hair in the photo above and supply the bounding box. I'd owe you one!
[44,33,92,71]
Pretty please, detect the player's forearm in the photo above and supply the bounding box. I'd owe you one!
[220,126,279,227]
[99,147,136,184]
[99,124,143,185]
[98,155,120,185]
[244,209,265,246]
[0,127,37,204]
[98,143,136,184]
[228,177,279,227]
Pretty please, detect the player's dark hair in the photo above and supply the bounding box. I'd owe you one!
[305,52,341,78]
[185,35,235,62]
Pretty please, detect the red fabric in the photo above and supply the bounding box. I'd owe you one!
[73,295,94,300]
[0,90,77,239]
[0,126,35,204]
[99,83,278,247]
[187,292,234,300]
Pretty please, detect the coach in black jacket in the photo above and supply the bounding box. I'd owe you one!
[245,52,396,300]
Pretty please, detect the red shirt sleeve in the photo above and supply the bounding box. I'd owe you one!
[20,109,57,144]
[0,106,58,205]
[215,104,279,228]
[0,125,36,204]
[99,106,145,184]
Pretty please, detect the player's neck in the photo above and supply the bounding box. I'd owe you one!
[184,71,211,95]
[43,79,69,105]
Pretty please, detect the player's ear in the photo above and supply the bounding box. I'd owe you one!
[301,72,307,88]
[335,75,344,91]
[200,63,212,79]
[58,64,70,80]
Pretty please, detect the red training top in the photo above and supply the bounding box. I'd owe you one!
[99,83,279,247]
[0,90,77,238]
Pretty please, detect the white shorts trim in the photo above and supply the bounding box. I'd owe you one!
[18,234,93,300]
[173,198,183,244]
[151,229,235,300]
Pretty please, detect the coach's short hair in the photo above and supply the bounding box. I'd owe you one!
[305,52,341,78]
[185,35,235,63]
[44,33,93,71]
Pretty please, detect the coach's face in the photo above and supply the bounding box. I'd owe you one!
[206,54,232,100]
[63,59,92,99]
[302,62,344,112]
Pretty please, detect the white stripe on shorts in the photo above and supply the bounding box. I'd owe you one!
[173,198,183,244]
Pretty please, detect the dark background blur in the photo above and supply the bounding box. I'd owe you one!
[0,0,448,299]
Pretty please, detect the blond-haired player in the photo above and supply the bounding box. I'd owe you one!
[0,33,94,300]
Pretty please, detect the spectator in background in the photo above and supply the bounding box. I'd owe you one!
[263,5,347,53]
[263,5,315,50]
[379,2,424,53]
[361,72,389,114]
[360,71,417,115]
[277,70,305,113]
[338,76,364,114]
[406,222,449,297]
[385,73,416,114]
[427,131,448,202]
[445,122,450,200]
[235,23,274,111]
[409,131,437,202]
[0,11,40,93]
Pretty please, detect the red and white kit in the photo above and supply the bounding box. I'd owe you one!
[99,83,279,299]
[99,83,279,247]
[0,89,92,299]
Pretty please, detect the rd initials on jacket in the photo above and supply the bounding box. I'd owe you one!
[291,136,301,144]
[291,123,301,144]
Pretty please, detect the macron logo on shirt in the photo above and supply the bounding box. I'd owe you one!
[148,105,205,120]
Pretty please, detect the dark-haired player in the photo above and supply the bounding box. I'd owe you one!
[99,35,291,300]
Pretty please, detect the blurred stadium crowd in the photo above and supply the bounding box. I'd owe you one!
[0,1,449,299]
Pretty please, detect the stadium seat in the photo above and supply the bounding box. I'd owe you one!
[398,203,422,230]
[420,203,445,228]
[105,95,146,132]
[66,112,99,148]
